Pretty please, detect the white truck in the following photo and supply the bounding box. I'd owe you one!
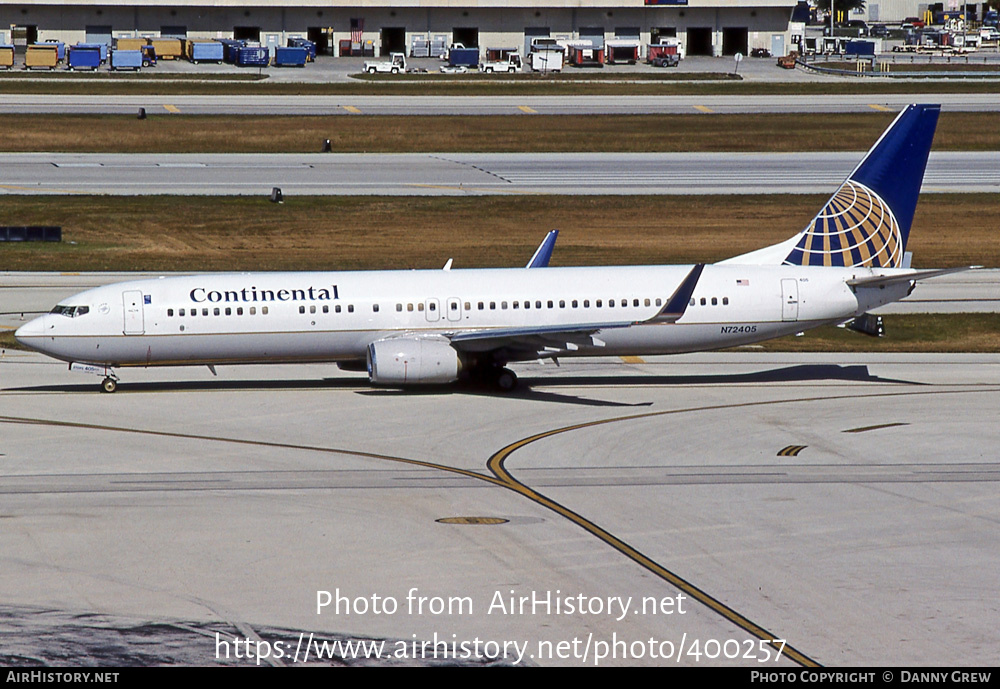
[364,52,406,73]
[528,49,564,72]
[480,52,522,73]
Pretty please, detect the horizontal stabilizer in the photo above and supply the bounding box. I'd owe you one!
[847,266,979,288]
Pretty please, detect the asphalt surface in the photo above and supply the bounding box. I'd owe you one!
[2,151,998,196]
[2,350,998,665]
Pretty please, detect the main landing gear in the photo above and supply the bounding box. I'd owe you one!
[466,364,518,392]
[101,376,118,393]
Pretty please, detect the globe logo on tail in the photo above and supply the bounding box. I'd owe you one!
[784,180,903,268]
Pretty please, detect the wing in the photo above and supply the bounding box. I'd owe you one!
[447,264,704,358]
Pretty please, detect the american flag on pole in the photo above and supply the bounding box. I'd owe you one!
[351,18,364,44]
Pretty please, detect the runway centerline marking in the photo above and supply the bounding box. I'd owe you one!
[517,106,537,114]
[868,104,893,112]
[342,105,362,114]
[693,105,714,114]
[163,105,181,113]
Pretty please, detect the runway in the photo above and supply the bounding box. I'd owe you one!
[2,151,998,196]
[1,350,998,665]
[2,93,1000,115]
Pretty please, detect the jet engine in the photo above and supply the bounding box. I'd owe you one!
[367,337,461,385]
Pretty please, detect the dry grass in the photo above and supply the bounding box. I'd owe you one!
[0,112,998,153]
[1,194,996,272]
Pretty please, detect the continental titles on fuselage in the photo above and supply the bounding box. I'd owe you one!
[190,286,340,304]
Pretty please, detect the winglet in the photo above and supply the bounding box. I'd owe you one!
[645,264,704,324]
[526,230,559,268]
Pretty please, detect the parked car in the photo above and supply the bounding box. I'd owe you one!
[902,17,926,29]
[870,24,890,38]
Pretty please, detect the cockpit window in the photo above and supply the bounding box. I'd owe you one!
[50,305,90,318]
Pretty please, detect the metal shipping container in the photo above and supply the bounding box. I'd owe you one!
[116,38,147,51]
[189,41,223,63]
[151,38,182,60]
[68,45,102,70]
[25,44,59,69]
[274,46,308,66]
[0,45,13,69]
[236,46,269,66]
[110,49,142,70]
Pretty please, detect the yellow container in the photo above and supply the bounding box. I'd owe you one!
[150,38,182,59]
[116,38,147,51]
[0,46,14,68]
[25,44,58,68]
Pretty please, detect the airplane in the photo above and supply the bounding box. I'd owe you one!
[15,104,973,394]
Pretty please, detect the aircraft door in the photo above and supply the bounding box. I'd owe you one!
[446,297,462,322]
[781,279,799,321]
[425,298,440,322]
[123,290,145,334]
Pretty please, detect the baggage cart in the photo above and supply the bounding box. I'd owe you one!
[110,49,142,71]
[0,45,13,70]
[25,44,58,70]
[68,44,102,70]
[274,46,308,67]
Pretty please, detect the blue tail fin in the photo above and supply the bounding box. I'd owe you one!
[720,104,940,268]
[783,104,940,268]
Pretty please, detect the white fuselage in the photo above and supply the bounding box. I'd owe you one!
[14,263,911,370]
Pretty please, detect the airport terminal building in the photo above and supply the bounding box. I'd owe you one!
[2,0,806,59]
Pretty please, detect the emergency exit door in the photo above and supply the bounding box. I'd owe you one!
[781,279,799,321]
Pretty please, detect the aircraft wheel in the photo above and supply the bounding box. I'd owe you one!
[495,368,517,392]
[101,377,118,393]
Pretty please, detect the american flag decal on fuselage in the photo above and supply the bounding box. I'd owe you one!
[783,180,903,269]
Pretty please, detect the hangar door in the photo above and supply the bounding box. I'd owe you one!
[722,27,749,56]
[381,27,406,54]
[686,27,713,56]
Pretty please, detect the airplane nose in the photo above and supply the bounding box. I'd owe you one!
[14,316,46,344]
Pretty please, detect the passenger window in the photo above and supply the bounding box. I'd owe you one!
[262,306,269,315]
[299,306,306,314]
[584,300,590,308]
[501,301,507,310]
[464,302,471,310]
[322,305,328,313]
[179,308,185,316]
[238,307,244,315]
[478,302,484,310]
[633,299,639,307]
[712,297,718,306]
[490,302,496,310]
[407,303,414,312]
[250,307,256,315]
[202,308,209,316]
[167,309,174,317]
[571,300,578,308]
[225,307,232,316]
[524,301,530,310]
[597,300,603,308]
[536,301,542,309]
[417,303,424,312]
[700,298,706,306]
[513,301,519,309]
[373,304,380,312]
[451,302,458,311]
[656,298,662,307]
[559,300,565,308]
[310,305,315,314]
[644,298,651,307]
[396,304,403,312]
[335,305,342,313]
[348,305,354,313]
[723,297,729,305]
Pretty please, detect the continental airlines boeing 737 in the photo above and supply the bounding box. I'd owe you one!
[15,104,971,392]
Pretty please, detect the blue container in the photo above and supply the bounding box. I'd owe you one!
[190,41,224,63]
[110,49,142,70]
[42,40,66,61]
[449,47,480,67]
[287,37,316,60]
[219,39,244,64]
[274,46,308,67]
[76,42,108,62]
[68,45,102,70]
[236,46,269,66]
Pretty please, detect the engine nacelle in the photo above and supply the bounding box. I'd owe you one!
[367,337,461,385]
